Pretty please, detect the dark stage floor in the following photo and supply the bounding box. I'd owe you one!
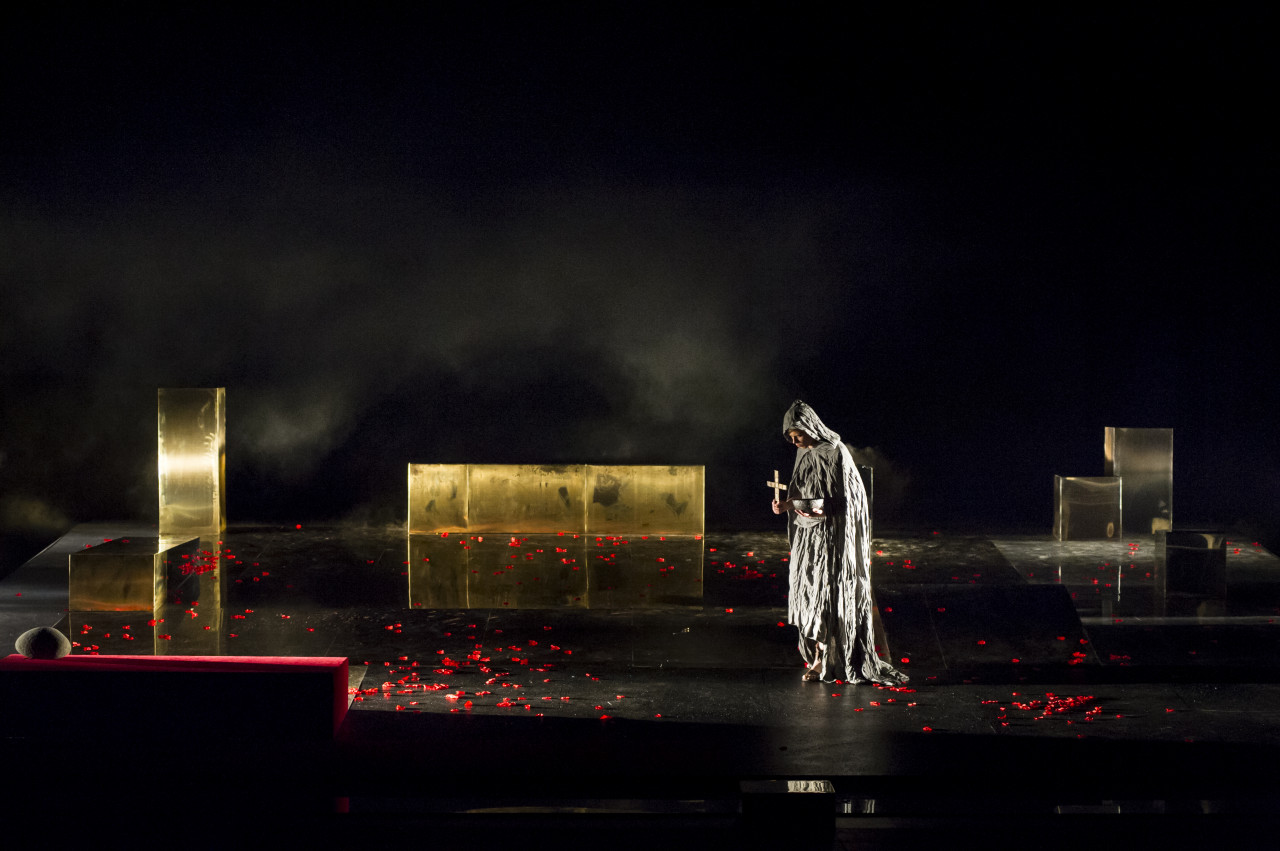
[4,524,1280,848]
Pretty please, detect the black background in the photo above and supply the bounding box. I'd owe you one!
[2,5,1274,568]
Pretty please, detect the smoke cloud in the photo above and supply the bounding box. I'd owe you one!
[1,180,895,530]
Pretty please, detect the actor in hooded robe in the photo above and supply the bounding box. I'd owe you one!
[773,400,907,685]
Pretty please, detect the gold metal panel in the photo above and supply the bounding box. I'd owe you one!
[158,388,226,537]
[68,536,199,611]
[407,464,469,533]
[585,465,704,535]
[1104,427,1174,535]
[1053,476,1122,541]
[466,464,585,533]
[408,464,704,535]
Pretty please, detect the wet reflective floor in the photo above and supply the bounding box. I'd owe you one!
[4,524,1280,847]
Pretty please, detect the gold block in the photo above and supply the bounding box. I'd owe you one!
[466,465,585,533]
[407,464,469,533]
[1053,476,1122,541]
[158,388,226,537]
[68,536,199,611]
[585,465,704,535]
[408,464,704,535]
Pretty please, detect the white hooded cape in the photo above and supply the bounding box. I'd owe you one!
[783,400,906,685]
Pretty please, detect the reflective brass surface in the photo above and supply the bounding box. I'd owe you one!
[407,464,469,532]
[1104,427,1173,535]
[408,533,703,609]
[151,537,227,655]
[467,465,586,533]
[408,464,704,534]
[407,533,473,607]
[69,535,227,653]
[585,534,704,608]
[68,536,199,611]
[158,388,226,537]
[1053,476,1122,541]
[1156,529,1228,603]
[584,465,704,535]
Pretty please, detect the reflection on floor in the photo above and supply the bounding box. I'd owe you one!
[3,524,1280,847]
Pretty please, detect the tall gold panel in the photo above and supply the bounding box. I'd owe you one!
[158,388,226,537]
[407,464,469,533]
[1104,427,1173,535]
[466,465,585,533]
[585,465,704,536]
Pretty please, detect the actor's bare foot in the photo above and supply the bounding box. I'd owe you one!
[802,667,822,682]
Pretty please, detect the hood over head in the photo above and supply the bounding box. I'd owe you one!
[782,399,841,444]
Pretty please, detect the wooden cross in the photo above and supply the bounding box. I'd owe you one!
[766,470,788,501]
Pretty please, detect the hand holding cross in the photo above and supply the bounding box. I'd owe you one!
[766,470,788,502]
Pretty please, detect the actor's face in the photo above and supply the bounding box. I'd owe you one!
[787,429,818,448]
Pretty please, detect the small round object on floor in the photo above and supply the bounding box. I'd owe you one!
[16,626,71,659]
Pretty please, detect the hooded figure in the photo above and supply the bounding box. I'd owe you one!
[779,400,906,685]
